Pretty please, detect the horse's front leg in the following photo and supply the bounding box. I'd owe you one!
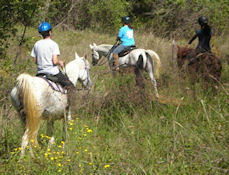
[62,106,71,142]
[47,120,55,149]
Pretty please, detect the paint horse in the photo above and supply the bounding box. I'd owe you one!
[89,43,161,98]
[10,52,92,157]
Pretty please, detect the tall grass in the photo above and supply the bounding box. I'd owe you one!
[0,27,228,174]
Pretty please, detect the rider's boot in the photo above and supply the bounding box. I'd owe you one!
[113,53,119,70]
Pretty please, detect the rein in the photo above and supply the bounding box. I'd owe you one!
[95,41,119,67]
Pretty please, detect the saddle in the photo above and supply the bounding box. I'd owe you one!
[118,46,136,57]
[37,74,67,94]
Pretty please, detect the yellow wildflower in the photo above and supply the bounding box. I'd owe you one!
[69,128,73,131]
[104,165,110,168]
[87,129,93,133]
[61,141,65,144]
[44,153,48,157]
[58,169,61,173]
[58,163,62,167]
[30,139,34,143]
[50,157,54,160]
[67,159,71,162]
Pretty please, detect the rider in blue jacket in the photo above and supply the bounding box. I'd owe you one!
[112,16,135,69]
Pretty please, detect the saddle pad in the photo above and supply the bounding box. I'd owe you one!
[39,76,67,94]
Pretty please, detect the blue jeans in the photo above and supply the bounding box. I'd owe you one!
[112,44,128,54]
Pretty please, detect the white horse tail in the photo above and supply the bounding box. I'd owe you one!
[146,50,161,79]
[17,73,41,146]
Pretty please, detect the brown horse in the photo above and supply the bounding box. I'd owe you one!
[176,46,222,83]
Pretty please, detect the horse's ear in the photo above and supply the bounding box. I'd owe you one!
[84,54,87,59]
[93,43,96,46]
[89,44,93,49]
[75,52,80,59]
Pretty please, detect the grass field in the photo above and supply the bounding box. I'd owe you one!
[0,27,228,174]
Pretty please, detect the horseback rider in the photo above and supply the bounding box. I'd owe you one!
[111,16,135,70]
[188,16,212,52]
[31,21,76,105]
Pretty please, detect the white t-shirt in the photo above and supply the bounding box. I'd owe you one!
[31,39,60,75]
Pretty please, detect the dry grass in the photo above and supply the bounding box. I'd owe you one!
[0,27,228,174]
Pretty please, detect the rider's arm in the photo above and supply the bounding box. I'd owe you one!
[53,55,64,68]
[188,34,197,44]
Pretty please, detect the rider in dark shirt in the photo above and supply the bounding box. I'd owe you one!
[188,16,212,53]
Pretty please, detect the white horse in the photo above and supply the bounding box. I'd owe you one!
[10,52,92,157]
[89,43,161,97]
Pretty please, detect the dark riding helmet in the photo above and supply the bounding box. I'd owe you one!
[198,16,208,26]
[38,22,52,33]
[122,16,131,24]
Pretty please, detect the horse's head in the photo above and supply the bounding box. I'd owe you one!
[176,45,195,68]
[89,43,100,66]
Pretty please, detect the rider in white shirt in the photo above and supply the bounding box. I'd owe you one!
[31,22,75,105]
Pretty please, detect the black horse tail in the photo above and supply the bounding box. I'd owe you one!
[136,54,144,69]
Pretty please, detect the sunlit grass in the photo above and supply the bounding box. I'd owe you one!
[0,28,228,174]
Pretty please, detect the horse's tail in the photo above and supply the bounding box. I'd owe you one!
[17,73,41,145]
[146,50,161,79]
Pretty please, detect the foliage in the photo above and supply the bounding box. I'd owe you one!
[129,0,229,37]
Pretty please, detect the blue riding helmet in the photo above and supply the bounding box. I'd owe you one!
[122,16,131,24]
[38,22,52,33]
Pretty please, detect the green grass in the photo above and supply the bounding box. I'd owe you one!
[0,27,228,174]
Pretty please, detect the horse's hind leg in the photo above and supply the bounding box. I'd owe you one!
[134,67,145,89]
[146,62,159,98]
[47,120,55,149]
[20,129,29,157]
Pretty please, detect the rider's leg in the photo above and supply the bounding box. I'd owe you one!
[188,47,206,65]
[54,72,76,106]
[112,45,125,70]
[113,53,119,67]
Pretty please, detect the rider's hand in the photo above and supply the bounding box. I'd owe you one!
[58,60,65,68]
